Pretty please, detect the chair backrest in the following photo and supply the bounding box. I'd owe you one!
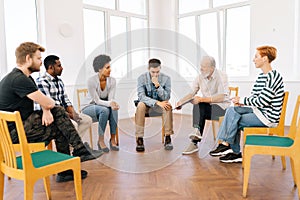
[0,111,33,171]
[229,86,239,97]
[287,95,300,140]
[277,91,289,131]
[77,88,88,112]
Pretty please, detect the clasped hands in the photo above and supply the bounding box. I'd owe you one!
[110,101,120,110]
[156,101,172,111]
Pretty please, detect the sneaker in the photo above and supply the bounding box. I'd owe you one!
[136,137,145,152]
[189,129,202,141]
[56,170,88,183]
[73,145,104,162]
[209,143,233,157]
[182,142,198,155]
[219,152,242,163]
[164,135,173,150]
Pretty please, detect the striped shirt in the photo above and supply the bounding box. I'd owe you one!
[243,70,284,127]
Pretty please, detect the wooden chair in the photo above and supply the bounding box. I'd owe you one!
[243,95,300,198]
[134,100,165,143]
[211,86,239,140]
[77,88,119,146]
[242,91,289,169]
[0,111,82,200]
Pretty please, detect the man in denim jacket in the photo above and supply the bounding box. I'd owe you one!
[135,58,174,152]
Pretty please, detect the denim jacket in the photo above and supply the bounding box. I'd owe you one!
[137,72,171,107]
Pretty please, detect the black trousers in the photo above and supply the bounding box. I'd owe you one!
[192,103,226,135]
[10,106,84,155]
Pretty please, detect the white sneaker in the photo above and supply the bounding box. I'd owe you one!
[189,129,202,141]
[182,143,199,155]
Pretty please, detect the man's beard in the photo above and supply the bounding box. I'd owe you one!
[28,65,40,73]
[201,72,210,78]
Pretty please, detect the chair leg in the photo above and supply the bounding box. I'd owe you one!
[89,127,93,149]
[281,156,286,170]
[24,179,35,200]
[290,157,297,187]
[0,172,4,199]
[161,116,165,143]
[43,176,51,200]
[116,128,119,146]
[291,157,300,197]
[242,149,252,198]
[73,165,83,200]
[211,120,217,141]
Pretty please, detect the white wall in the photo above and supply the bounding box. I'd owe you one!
[40,0,86,97]
[250,0,297,81]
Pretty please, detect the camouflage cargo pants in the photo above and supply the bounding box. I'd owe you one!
[10,106,84,155]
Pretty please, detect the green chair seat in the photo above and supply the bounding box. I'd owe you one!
[245,135,294,147]
[17,150,74,169]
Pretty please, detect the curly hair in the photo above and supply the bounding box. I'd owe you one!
[93,54,111,72]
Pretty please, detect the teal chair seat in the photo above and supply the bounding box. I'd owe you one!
[245,135,294,147]
[16,150,74,169]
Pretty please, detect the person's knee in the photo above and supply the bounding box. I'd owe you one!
[50,106,68,118]
[82,114,93,125]
[100,107,110,117]
[136,102,146,112]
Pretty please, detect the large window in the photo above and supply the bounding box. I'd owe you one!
[178,16,197,77]
[198,12,220,67]
[131,17,148,77]
[83,0,115,9]
[225,6,250,76]
[3,0,38,72]
[119,0,146,15]
[178,0,250,78]
[179,0,209,14]
[110,16,128,78]
[83,9,105,58]
[83,1,148,79]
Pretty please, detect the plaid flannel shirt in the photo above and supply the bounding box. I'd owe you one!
[35,72,72,110]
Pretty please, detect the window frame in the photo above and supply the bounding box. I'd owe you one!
[83,0,149,80]
[177,0,251,81]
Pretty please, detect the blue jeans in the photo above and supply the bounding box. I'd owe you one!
[218,106,266,153]
[82,105,118,136]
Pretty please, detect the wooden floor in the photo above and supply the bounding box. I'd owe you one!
[3,114,299,200]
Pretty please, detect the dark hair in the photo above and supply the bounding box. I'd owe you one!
[93,54,111,72]
[44,55,59,70]
[148,58,161,68]
[15,42,45,64]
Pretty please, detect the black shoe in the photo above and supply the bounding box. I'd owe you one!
[219,152,242,163]
[209,143,233,157]
[136,137,145,152]
[97,142,110,153]
[73,145,104,162]
[56,170,88,183]
[164,135,173,150]
[109,139,119,151]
